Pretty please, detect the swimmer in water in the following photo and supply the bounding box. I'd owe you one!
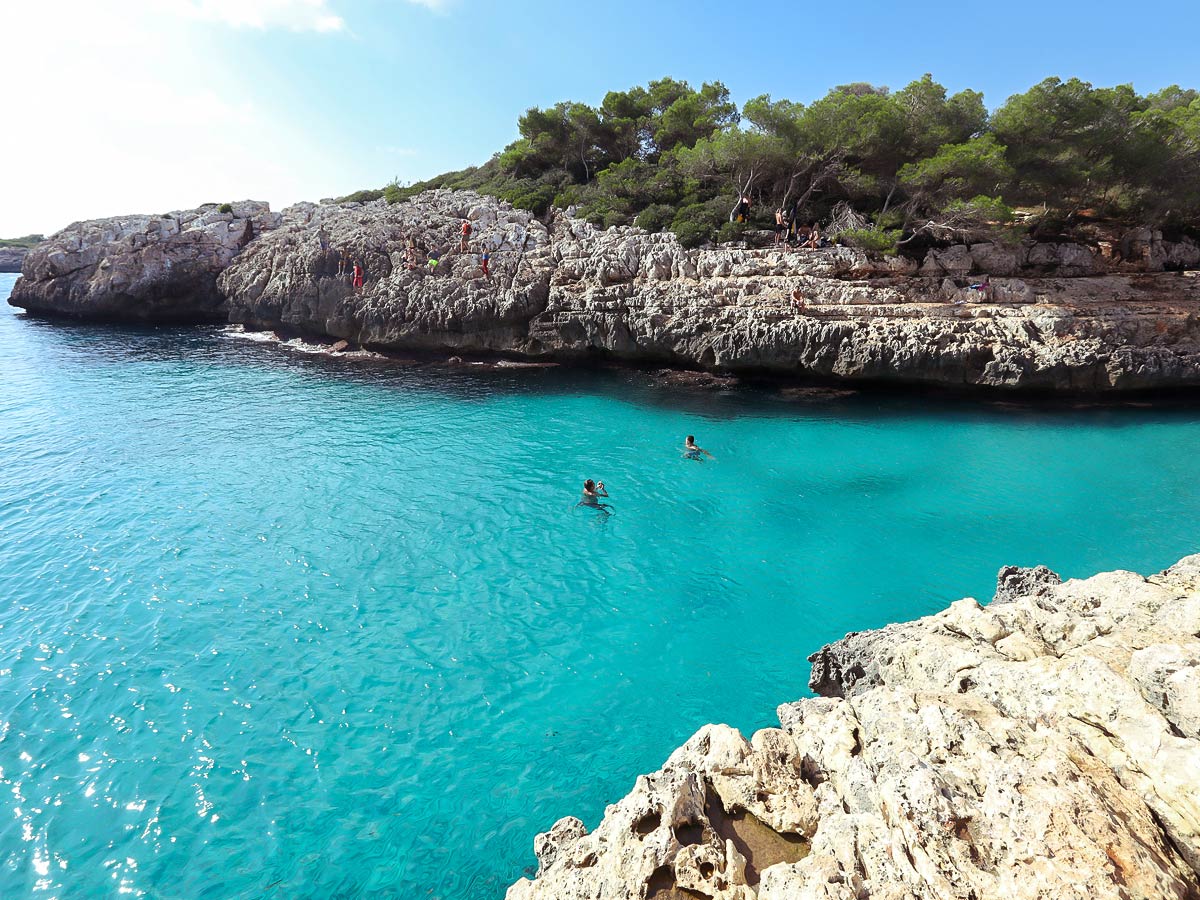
[683,435,714,461]
[578,479,611,509]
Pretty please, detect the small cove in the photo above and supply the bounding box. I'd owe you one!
[2,272,1199,898]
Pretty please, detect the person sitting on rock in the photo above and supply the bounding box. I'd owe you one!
[427,249,441,274]
[796,223,812,248]
[804,225,821,250]
[460,219,472,253]
[683,435,714,461]
[966,278,991,303]
[352,261,364,289]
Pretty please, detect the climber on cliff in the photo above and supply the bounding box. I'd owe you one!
[733,195,751,224]
[480,245,491,279]
[460,219,472,253]
[352,261,364,290]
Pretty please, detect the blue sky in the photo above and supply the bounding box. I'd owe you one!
[6,0,1200,236]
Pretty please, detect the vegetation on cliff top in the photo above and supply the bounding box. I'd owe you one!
[375,75,1200,249]
[0,234,45,249]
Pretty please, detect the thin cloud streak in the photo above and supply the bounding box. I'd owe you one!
[175,0,346,32]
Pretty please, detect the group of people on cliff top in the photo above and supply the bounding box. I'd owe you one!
[336,218,495,290]
[577,436,714,516]
[733,195,831,250]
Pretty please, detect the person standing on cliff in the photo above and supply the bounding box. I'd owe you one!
[352,261,364,290]
[480,245,491,279]
[460,219,472,253]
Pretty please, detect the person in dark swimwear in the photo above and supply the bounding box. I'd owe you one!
[683,435,714,460]
[774,208,786,246]
[578,479,611,509]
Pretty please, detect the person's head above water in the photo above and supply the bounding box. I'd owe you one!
[584,479,596,491]
[685,435,696,445]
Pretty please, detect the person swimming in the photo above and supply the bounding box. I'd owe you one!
[578,479,611,510]
[683,435,714,461]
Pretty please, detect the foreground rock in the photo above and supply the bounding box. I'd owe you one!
[12,190,1200,390]
[10,202,281,321]
[508,557,1200,900]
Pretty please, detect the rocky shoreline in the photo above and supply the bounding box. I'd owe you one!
[507,557,1200,900]
[0,247,26,273]
[9,190,1200,391]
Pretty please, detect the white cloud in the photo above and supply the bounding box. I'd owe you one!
[403,0,454,12]
[0,1,364,237]
[376,146,421,157]
[175,0,346,32]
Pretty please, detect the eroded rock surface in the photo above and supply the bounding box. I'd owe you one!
[10,201,281,321]
[11,190,1200,390]
[508,557,1200,900]
[215,191,1200,391]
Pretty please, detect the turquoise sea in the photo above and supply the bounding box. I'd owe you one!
[1,270,1198,898]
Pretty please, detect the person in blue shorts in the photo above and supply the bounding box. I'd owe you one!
[683,435,714,460]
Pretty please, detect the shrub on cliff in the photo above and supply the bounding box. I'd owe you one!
[336,189,384,204]
[838,227,901,254]
[359,73,1199,243]
[0,234,45,248]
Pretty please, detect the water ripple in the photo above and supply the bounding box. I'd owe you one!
[3,274,1200,897]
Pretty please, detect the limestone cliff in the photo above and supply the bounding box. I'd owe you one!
[10,202,281,321]
[10,190,1200,390]
[0,247,26,273]
[506,557,1200,900]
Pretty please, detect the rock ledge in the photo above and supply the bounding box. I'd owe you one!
[507,558,1200,900]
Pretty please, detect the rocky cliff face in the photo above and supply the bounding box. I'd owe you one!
[0,247,26,273]
[10,190,1200,390]
[10,202,281,321]
[507,557,1200,900]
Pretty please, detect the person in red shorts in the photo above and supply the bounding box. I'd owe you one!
[480,247,490,278]
[352,261,364,289]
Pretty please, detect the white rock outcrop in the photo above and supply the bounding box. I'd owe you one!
[507,557,1200,900]
[11,201,280,320]
[11,190,1200,390]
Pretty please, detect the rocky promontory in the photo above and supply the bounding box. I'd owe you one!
[0,247,26,273]
[507,556,1200,900]
[11,190,1200,390]
[11,202,281,321]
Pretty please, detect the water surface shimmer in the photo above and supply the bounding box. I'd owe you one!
[2,272,1199,898]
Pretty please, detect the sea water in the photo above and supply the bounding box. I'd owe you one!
[1,271,1198,898]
